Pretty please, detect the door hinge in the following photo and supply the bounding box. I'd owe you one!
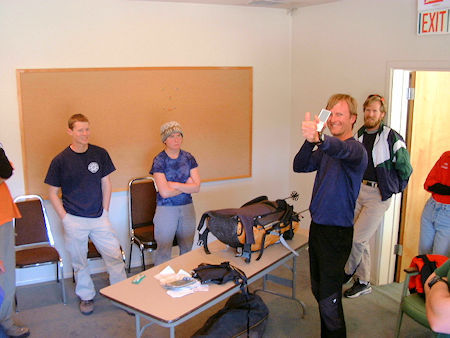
[407,88,415,100]
[394,244,403,256]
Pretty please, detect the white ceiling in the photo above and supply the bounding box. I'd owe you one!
[137,0,340,10]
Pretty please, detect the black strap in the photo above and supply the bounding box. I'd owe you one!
[197,213,209,232]
[418,254,431,265]
[417,254,437,291]
[198,229,211,255]
[197,213,211,254]
[256,232,268,261]
[243,244,252,263]
[231,264,248,288]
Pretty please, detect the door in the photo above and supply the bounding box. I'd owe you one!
[397,71,450,280]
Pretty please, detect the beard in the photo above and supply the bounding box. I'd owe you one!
[364,117,383,129]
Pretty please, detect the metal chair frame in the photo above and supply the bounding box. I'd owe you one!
[13,194,66,310]
[395,267,431,337]
[127,177,158,272]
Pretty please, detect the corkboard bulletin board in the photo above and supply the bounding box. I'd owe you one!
[17,67,252,196]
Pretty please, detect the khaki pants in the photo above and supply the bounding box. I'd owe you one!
[345,184,391,283]
[62,210,126,301]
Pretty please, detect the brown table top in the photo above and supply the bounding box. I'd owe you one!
[100,228,308,324]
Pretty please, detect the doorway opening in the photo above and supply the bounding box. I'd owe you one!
[380,69,450,283]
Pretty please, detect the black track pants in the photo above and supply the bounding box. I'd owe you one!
[309,221,353,338]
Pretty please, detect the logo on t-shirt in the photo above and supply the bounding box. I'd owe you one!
[88,162,100,174]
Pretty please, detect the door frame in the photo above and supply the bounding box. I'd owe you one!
[377,60,450,284]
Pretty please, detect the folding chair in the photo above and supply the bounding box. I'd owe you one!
[13,195,66,309]
[127,177,158,272]
[395,267,431,337]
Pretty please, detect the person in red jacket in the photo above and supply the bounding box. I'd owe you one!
[419,151,450,257]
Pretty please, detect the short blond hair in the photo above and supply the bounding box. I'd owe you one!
[326,94,357,128]
[326,94,358,117]
[68,114,89,130]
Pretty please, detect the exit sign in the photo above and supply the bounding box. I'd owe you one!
[418,0,450,34]
[418,8,450,34]
[418,0,450,11]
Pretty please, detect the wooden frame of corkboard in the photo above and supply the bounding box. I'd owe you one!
[16,67,252,196]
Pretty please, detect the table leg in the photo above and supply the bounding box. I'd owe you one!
[254,255,306,318]
[136,315,141,338]
[135,314,156,338]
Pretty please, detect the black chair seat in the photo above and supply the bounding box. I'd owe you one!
[134,226,157,248]
[16,246,60,267]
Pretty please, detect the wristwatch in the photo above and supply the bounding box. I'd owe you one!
[428,275,448,289]
[315,132,325,146]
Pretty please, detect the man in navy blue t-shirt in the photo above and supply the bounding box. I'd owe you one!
[45,114,126,316]
[293,94,367,337]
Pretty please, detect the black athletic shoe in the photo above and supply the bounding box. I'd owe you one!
[343,272,354,285]
[344,280,372,298]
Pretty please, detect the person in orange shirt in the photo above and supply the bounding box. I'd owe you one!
[0,143,30,338]
[419,151,450,257]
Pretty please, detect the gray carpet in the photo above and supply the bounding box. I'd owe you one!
[3,249,432,337]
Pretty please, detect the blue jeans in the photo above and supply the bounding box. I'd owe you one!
[419,197,450,257]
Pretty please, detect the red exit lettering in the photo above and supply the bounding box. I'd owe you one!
[421,10,448,33]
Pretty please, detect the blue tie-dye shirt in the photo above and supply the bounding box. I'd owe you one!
[150,150,198,206]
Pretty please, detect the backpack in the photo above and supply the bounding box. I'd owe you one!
[408,254,448,296]
[191,291,269,338]
[197,193,301,263]
[192,262,248,288]
[191,262,268,338]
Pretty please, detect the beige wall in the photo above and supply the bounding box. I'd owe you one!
[0,0,292,284]
[290,0,450,173]
[3,0,450,285]
[290,0,450,283]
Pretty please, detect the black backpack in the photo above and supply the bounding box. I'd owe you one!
[197,193,300,263]
[191,262,268,338]
[191,291,269,338]
[192,262,247,287]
